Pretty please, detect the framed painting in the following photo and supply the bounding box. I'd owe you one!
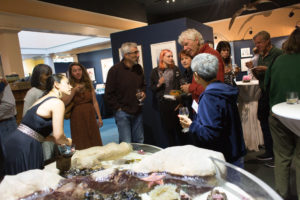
[100,58,113,83]
[150,40,178,69]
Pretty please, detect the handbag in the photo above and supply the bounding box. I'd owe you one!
[64,102,74,119]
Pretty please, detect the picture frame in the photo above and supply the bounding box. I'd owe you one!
[100,58,113,83]
[86,68,96,81]
[150,40,178,69]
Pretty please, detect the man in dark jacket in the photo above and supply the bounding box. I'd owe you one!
[179,53,246,167]
[105,42,146,144]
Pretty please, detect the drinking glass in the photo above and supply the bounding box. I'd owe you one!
[286,92,298,104]
[59,144,76,157]
[136,89,144,106]
[180,77,188,86]
[179,107,190,133]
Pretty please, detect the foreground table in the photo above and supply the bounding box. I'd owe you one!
[272,102,300,137]
[236,80,264,151]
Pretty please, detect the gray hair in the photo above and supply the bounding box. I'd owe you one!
[178,28,204,46]
[191,53,219,82]
[253,31,270,41]
[120,42,138,57]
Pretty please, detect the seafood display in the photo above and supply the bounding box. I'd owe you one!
[0,143,282,200]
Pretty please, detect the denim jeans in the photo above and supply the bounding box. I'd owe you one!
[114,110,144,143]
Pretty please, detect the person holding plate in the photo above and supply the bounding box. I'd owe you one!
[150,49,183,147]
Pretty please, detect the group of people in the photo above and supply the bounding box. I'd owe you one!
[255,28,300,199]
[0,25,299,199]
[104,29,246,170]
[105,27,300,199]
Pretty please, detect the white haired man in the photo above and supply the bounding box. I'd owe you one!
[178,28,224,102]
[178,53,246,167]
[105,42,146,144]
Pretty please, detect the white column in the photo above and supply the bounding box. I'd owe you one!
[44,54,55,74]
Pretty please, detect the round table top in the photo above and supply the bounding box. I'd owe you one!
[272,102,300,121]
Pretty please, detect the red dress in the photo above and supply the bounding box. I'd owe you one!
[70,90,102,150]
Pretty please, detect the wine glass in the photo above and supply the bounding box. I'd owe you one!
[136,89,144,106]
[180,77,188,86]
[179,107,190,133]
[286,92,298,104]
[59,144,76,157]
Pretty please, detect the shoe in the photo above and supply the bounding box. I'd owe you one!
[256,152,273,161]
[264,159,275,168]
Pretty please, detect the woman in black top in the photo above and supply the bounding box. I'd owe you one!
[150,49,182,147]
[216,41,239,85]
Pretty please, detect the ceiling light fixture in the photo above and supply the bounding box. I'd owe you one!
[166,0,175,3]
[289,9,295,18]
[249,27,253,35]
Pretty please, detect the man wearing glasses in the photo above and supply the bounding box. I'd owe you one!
[105,42,146,144]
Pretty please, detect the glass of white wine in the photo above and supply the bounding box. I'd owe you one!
[179,107,190,133]
[286,92,298,104]
[136,89,144,106]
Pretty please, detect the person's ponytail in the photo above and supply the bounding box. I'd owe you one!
[43,74,65,95]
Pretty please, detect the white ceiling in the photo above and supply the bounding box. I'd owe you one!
[18,31,93,49]
[18,31,110,56]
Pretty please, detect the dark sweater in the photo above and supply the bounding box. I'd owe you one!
[104,61,145,115]
[265,53,300,108]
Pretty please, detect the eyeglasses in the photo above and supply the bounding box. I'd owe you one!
[127,51,139,55]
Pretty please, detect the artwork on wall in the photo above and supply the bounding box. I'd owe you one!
[240,58,252,72]
[100,58,113,83]
[118,45,144,68]
[240,47,252,58]
[87,68,96,81]
[150,40,178,69]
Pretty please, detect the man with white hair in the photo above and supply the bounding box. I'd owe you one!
[178,53,246,167]
[178,28,224,102]
[105,42,146,144]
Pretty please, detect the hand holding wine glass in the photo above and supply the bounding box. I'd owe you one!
[136,89,144,106]
[178,107,190,133]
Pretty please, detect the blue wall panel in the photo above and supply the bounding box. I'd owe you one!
[77,48,113,84]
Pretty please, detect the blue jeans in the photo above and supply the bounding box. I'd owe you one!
[114,110,144,143]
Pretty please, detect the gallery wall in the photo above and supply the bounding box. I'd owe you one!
[54,48,113,84]
[233,36,288,81]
